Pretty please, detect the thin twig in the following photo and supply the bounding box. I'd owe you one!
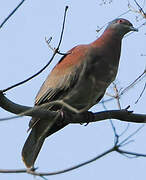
[117,150,139,158]
[2,6,69,92]
[134,0,146,18]
[101,99,119,145]
[113,83,121,109]
[118,123,130,137]
[27,147,114,176]
[0,0,26,29]
[0,147,113,176]
[101,69,146,105]
[120,69,146,96]
[135,82,146,104]
[119,140,135,148]
[118,124,145,146]
[117,148,146,157]
[45,37,68,55]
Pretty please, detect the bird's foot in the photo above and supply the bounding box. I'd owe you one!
[56,109,65,126]
[80,111,94,126]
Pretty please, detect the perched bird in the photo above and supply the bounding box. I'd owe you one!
[22,18,138,168]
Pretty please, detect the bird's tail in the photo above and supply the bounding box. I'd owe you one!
[22,118,49,168]
[22,117,67,168]
[22,130,44,168]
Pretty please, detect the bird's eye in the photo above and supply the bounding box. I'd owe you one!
[117,19,124,24]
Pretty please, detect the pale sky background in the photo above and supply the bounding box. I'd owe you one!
[0,0,146,180]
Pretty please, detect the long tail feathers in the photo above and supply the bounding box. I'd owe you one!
[22,128,46,168]
[22,117,67,168]
[22,118,55,168]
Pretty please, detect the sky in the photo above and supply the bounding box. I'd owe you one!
[0,0,146,180]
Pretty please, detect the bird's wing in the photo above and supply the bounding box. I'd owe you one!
[35,44,90,106]
[28,44,90,131]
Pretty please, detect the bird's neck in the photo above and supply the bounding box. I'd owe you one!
[92,29,122,64]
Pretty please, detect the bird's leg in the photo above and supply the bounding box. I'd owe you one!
[55,109,66,127]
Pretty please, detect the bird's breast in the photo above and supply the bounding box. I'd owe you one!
[63,56,119,110]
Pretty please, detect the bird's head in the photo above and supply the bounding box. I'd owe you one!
[106,18,138,37]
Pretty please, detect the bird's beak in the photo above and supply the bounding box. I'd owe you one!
[129,26,138,32]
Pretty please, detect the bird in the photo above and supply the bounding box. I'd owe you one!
[22,18,138,168]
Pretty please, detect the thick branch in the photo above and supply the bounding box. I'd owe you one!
[0,91,58,120]
[93,110,146,123]
[0,92,146,124]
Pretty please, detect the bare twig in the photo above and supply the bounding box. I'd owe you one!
[113,83,121,109]
[45,37,54,51]
[28,147,114,176]
[0,0,26,29]
[120,69,146,96]
[117,149,146,157]
[134,0,146,18]
[45,31,69,56]
[106,83,122,109]
[118,123,130,137]
[101,99,119,144]
[0,147,115,176]
[118,124,145,146]
[2,6,69,93]
[135,82,146,104]
[101,69,146,105]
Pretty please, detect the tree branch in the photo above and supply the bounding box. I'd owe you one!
[0,0,26,29]
[2,6,68,93]
[0,92,146,124]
